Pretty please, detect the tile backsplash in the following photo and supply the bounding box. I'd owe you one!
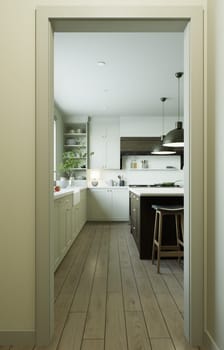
[87,168,184,187]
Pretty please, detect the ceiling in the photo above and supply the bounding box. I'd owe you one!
[54,32,184,118]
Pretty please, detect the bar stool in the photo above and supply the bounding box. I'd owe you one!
[151,204,184,273]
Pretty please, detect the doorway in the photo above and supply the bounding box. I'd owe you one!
[36,6,204,347]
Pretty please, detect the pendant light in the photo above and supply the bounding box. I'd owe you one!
[163,72,184,147]
[151,97,176,155]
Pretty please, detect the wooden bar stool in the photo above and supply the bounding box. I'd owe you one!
[151,204,184,273]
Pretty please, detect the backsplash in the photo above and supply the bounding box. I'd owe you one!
[121,155,180,170]
[87,155,183,186]
[87,168,184,187]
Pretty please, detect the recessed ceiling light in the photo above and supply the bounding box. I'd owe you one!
[97,61,106,66]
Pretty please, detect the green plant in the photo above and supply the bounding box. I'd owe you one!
[59,150,94,178]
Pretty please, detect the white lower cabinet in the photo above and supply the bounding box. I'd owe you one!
[87,188,129,221]
[72,203,79,241]
[54,189,87,271]
[54,199,61,269]
[65,196,73,249]
[80,189,87,229]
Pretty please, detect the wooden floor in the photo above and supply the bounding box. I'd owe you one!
[8,222,199,350]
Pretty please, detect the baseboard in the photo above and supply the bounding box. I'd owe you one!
[0,331,35,346]
[203,331,221,350]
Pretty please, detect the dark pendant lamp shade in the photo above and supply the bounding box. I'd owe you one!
[151,97,176,155]
[163,72,184,148]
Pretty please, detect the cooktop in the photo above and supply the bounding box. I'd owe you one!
[129,182,181,188]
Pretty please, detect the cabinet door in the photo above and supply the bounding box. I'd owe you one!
[111,189,129,220]
[65,196,72,249]
[106,119,120,169]
[59,198,67,257]
[89,118,120,169]
[80,189,87,230]
[89,121,106,168]
[54,199,61,270]
[72,205,77,241]
[87,189,111,220]
[72,203,80,240]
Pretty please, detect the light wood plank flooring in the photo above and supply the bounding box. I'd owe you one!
[10,222,198,350]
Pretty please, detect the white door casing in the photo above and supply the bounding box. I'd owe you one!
[36,6,204,346]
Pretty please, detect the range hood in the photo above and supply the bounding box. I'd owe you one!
[120,137,161,155]
[120,137,184,168]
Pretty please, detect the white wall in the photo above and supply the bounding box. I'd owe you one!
[0,0,207,340]
[120,115,177,137]
[206,0,224,349]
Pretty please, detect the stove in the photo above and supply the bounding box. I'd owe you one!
[129,184,150,188]
[129,183,181,188]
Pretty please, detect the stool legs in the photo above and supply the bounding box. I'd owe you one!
[177,213,184,264]
[157,212,163,273]
[152,211,158,265]
[152,209,184,273]
[152,211,163,273]
[175,214,181,264]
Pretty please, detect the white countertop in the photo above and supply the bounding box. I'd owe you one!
[88,186,129,190]
[54,186,87,199]
[130,187,184,197]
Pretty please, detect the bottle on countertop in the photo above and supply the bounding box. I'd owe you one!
[131,160,137,169]
[141,160,148,168]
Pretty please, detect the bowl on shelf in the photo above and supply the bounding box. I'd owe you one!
[66,138,75,145]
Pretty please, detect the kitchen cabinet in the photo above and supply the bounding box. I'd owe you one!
[54,189,87,271]
[87,188,129,221]
[89,118,120,169]
[54,194,73,270]
[112,189,129,220]
[130,192,140,249]
[65,195,73,248]
[79,189,87,229]
[54,199,61,269]
[72,203,79,242]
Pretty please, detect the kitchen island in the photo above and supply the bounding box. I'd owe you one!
[129,187,184,259]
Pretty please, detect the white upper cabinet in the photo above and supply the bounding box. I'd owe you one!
[89,117,120,169]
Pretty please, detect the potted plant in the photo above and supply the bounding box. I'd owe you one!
[59,150,94,178]
[59,151,80,178]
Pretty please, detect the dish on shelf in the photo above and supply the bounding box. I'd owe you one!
[66,138,75,145]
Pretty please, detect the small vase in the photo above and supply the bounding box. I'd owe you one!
[60,177,69,189]
[91,178,98,187]
[69,176,75,187]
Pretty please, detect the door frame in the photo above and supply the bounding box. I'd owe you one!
[36,5,204,346]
